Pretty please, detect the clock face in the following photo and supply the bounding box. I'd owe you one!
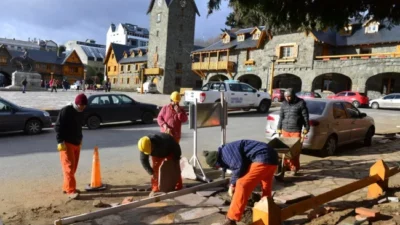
[157,0,162,7]
[180,0,187,8]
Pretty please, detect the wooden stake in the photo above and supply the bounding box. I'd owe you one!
[252,197,281,225]
[367,160,389,199]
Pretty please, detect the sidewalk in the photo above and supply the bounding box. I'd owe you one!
[69,137,400,225]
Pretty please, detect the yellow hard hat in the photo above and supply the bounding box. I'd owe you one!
[138,136,151,155]
[170,91,181,103]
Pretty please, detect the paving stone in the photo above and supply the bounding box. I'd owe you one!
[142,212,175,224]
[197,187,225,197]
[274,191,311,204]
[175,193,206,206]
[178,207,220,221]
[201,196,226,206]
[95,215,127,225]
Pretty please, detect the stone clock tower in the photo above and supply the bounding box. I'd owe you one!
[147,0,200,94]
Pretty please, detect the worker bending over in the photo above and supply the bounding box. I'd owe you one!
[204,140,278,225]
[138,132,182,196]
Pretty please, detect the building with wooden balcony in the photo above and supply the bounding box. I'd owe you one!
[0,44,84,86]
[192,20,400,98]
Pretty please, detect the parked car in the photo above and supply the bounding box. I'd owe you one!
[327,91,369,108]
[83,94,159,129]
[265,99,375,156]
[296,91,322,99]
[272,88,287,102]
[184,80,271,113]
[0,97,52,134]
[369,93,400,109]
[137,82,158,94]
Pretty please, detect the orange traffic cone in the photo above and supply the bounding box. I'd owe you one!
[85,146,107,191]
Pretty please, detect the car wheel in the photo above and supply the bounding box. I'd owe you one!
[141,111,154,124]
[25,119,42,135]
[352,100,360,108]
[87,116,101,130]
[321,135,337,157]
[257,99,271,113]
[371,102,379,109]
[364,127,375,147]
[273,97,279,102]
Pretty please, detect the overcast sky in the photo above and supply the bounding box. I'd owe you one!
[0,0,231,45]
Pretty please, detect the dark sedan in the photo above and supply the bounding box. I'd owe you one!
[0,97,52,134]
[84,94,159,129]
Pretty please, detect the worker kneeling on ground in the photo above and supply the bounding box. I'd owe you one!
[138,132,183,196]
[203,140,278,225]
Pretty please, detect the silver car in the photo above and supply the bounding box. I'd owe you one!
[265,99,375,156]
[369,93,400,109]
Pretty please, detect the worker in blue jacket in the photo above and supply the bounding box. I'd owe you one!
[203,140,278,225]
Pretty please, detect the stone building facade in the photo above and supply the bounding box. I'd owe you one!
[192,20,400,99]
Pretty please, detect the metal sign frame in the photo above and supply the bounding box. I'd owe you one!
[189,92,228,182]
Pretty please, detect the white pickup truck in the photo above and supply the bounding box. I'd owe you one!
[184,81,272,113]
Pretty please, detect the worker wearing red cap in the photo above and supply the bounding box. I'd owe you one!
[157,91,188,143]
[55,94,88,199]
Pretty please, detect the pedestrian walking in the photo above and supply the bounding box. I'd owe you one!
[107,80,111,92]
[55,94,88,200]
[277,88,310,175]
[203,140,279,225]
[157,91,188,143]
[21,78,27,93]
[50,79,58,93]
[138,132,182,197]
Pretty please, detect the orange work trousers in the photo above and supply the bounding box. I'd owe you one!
[151,154,183,192]
[60,142,80,194]
[282,130,301,172]
[227,163,277,221]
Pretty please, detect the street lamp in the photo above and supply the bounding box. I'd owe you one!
[140,64,146,94]
[268,55,278,96]
[83,67,87,92]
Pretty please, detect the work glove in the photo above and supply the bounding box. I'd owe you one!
[228,185,235,197]
[302,129,309,135]
[277,129,282,134]
[57,142,67,151]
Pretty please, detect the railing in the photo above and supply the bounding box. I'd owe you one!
[144,68,163,75]
[316,52,400,60]
[251,160,400,225]
[192,61,235,71]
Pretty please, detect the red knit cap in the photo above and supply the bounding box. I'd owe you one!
[75,94,88,105]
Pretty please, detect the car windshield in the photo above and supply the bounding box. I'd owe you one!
[359,93,367,96]
[305,101,326,115]
[0,98,20,108]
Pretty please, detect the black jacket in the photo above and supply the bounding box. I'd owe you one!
[55,104,84,145]
[277,96,310,132]
[140,133,181,175]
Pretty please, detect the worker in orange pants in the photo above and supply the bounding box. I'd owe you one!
[277,88,309,175]
[55,94,87,200]
[204,140,278,225]
[138,132,182,196]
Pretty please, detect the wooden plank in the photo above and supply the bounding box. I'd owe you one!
[54,178,229,225]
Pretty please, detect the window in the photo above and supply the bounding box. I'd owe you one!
[176,63,183,70]
[336,92,347,97]
[157,13,161,22]
[108,66,110,72]
[229,84,242,92]
[347,92,356,96]
[237,35,245,42]
[128,65,131,71]
[240,84,255,92]
[305,101,326,115]
[121,65,124,72]
[252,32,261,40]
[135,64,139,71]
[111,96,122,104]
[383,95,395,100]
[156,30,159,37]
[135,77,140,84]
[113,78,116,84]
[127,78,130,84]
[343,102,360,118]
[395,95,400,99]
[69,67,78,73]
[209,83,226,91]
[0,101,12,112]
[156,46,158,53]
[175,77,182,86]
[120,95,134,104]
[114,66,116,71]
[0,56,7,64]
[90,96,111,105]
[333,102,347,119]
[282,46,293,58]
[223,35,230,44]
[111,54,115,59]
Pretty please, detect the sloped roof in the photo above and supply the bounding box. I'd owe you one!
[81,45,106,60]
[110,43,132,62]
[312,21,400,46]
[24,49,73,65]
[147,0,200,16]
[119,55,148,64]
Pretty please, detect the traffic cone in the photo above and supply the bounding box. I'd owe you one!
[85,146,107,191]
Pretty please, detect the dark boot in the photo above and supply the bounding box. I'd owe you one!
[222,218,237,225]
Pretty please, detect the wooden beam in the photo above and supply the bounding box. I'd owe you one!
[368,160,390,199]
[54,178,229,225]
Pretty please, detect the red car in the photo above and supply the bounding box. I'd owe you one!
[296,91,322,99]
[327,91,369,108]
[272,88,287,102]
